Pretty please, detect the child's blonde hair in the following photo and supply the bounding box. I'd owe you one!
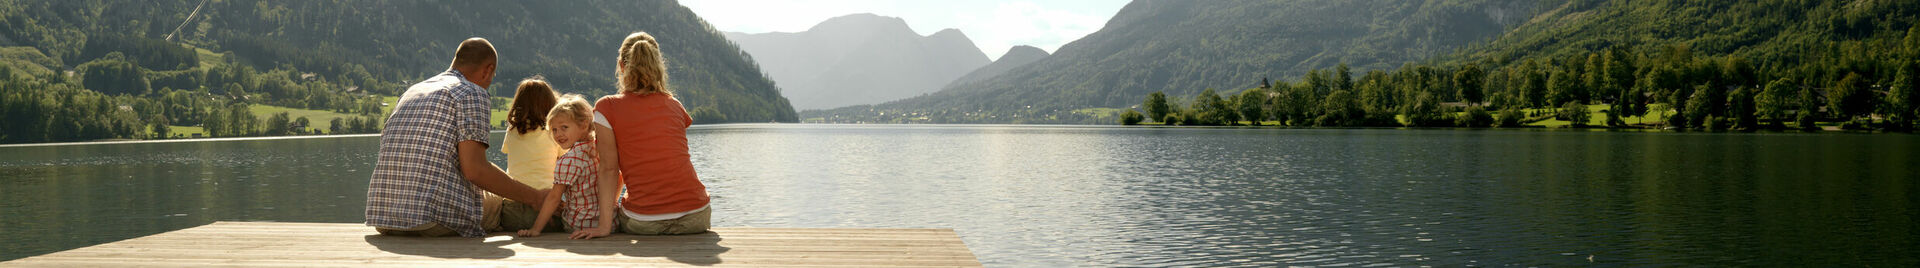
[507,75,559,134]
[547,94,593,126]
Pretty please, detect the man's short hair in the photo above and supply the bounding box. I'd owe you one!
[451,38,496,69]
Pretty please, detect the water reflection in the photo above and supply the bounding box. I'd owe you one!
[0,125,1915,267]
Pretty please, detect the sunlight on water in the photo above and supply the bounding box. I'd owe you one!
[1,125,1915,266]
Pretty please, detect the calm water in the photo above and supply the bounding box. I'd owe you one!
[1,124,1916,266]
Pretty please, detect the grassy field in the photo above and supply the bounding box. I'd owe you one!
[0,46,60,78]
[163,126,206,138]
[1525,103,1679,128]
[249,105,368,133]
[192,46,226,70]
[380,96,511,127]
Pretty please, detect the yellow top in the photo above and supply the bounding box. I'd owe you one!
[501,128,563,189]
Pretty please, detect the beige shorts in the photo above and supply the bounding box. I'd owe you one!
[616,207,712,235]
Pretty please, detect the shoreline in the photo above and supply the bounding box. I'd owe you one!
[2,123,1899,148]
[0,130,506,148]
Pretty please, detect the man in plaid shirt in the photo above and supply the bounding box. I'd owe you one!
[366,38,546,237]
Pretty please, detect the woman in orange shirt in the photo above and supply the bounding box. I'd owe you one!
[570,32,712,239]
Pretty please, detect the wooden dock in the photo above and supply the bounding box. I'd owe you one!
[3,221,981,267]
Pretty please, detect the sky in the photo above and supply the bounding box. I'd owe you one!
[680,0,1130,61]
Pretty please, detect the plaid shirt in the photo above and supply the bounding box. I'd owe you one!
[365,70,494,237]
[554,139,601,229]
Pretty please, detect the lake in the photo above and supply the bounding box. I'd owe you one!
[1,124,1915,266]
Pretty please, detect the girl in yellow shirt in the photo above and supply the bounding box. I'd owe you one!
[502,76,564,188]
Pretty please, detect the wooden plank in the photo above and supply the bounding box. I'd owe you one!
[4,221,981,267]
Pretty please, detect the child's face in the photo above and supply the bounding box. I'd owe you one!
[548,116,592,147]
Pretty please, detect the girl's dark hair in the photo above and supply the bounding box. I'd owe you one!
[507,76,560,134]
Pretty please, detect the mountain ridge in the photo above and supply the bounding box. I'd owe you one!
[725,13,990,110]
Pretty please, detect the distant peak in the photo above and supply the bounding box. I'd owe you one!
[1000,45,1050,59]
[810,13,911,32]
[930,28,966,38]
[1006,45,1048,55]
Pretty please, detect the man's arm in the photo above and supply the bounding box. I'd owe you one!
[458,140,545,204]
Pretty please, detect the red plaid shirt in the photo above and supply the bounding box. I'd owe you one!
[553,139,601,229]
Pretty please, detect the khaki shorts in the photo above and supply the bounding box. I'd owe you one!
[487,193,569,233]
[375,222,457,237]
[617,207,711,235]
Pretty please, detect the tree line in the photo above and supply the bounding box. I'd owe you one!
[1129,25,1920,133]
[2,60,387,144]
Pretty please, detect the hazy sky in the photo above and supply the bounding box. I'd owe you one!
[681,0,1130,60]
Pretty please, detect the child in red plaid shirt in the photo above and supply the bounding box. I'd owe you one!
[517,94,603,238]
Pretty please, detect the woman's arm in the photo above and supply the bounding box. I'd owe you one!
[572,123,622,239]
[519,186,565,237]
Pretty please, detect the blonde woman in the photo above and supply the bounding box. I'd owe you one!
[573,32,711,239]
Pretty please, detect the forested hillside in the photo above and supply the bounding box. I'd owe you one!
[1134,0,1920,132]
[810,0,1919,130]
[0,0,795,143]
[808,0,1546,123]
[945,45,1050,89]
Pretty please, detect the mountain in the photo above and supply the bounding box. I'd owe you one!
[808,0,1548,123]
[724,13,991,110]
[946,45,1050,88]
[0,0,797,124]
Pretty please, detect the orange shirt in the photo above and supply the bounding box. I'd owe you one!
[594,93,710,215]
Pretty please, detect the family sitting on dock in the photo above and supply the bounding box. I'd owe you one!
[364,33,710,239]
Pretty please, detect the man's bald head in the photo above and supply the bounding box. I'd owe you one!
[450,37,497,88]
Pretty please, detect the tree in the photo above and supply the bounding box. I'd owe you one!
[1317,89,1361,126]
[204,105,227,137]
[329,117,345,134]
[294,117,311,135]
[1456,105,1493,128]
[1584,53,1603,100]
[1402,92,1446,127]
[79,57,151,96]
[1494,108,1525,128]
[1829,72,1873,120]
[1723,57,1758,90]
[1887,61,1917,130]
[1218,95,1241,125]
[265,112,292,136]
[1144,91,1171,123]
[1728,86,1757,130]
[1685,87,1713,128]
[1454,63,1485,105]
[1188,88,1231,126]
[225,83,248,103]
[1236,89,1266,125]
[1548,69,1581,105]
[1335,63,1354,93]
[1757,78,1794,129]
[1520,60,1547,108]
[224,103,258,137]
[1797,79,1823,130]
[1561,101,1591,128]
[150,115,171,139]
[1119,109,1144,125]
[690,106,728,124]
[1667,79,1695,128]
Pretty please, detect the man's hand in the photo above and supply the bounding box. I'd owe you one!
[569,226,612,240]
[517,229,541,237]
